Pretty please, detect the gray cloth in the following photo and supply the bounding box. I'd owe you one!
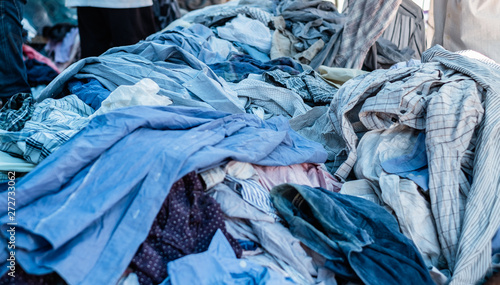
[272,0,402,70]
[288,106,347,174]
[379,0,426,59]
[263,69,338,105]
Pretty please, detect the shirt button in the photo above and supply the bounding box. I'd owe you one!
[400,110,407,114]
[391,117,397,122]
[417,91,423,95]
[239,260,247,268]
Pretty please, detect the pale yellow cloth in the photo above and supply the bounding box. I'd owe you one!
[317,66,368,88]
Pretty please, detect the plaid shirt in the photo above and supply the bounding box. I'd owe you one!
[330,45,500,284]
[0,95,93,164]
[0,93,34,132]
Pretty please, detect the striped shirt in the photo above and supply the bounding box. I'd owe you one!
[226,175,280,221]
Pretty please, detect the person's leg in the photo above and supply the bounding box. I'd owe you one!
[77,7,112,58]
[0,0,31,102]
[106,6,157,48]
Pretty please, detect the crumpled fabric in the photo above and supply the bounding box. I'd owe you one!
[328,47,484,275]
[353,125,441,269]
[263,68,338,105]
[0,95,93,164]
[37,29,243,114]
[90,78,172,119]
[234,79,311,119]
[216,14,272,54]
[146,24,234,65]
[272,0,402,69]
[0,106,327,285]
[208,53,303,83]
[167,229,295,285]
[67,78,111,110]
[130,172,241,285]
[210,183,317,284]
[0,93,34,132]
[271,183,434,285]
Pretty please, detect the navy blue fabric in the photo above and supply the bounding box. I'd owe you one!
[131,171,242,285]
[270,183,434,285]
[0,0,31,100]
[0,106,327,285]
[67,78,111,109]
[208,53,304,83]
[24,59,59,86]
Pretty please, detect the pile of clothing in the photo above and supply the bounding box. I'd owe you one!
[1,0,500,284]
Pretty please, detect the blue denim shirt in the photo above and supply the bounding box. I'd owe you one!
[0,106,327,285]
[271,183,434,285]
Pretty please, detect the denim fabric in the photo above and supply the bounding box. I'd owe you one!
[167,229,295,285]
[208,53,303,83]
[271,183,434,285]
[0,106,327,285]
[67,78,111,109]
[37,33,243,114]
[0,0,31,100]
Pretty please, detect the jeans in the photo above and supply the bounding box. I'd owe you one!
[0,0,30,102]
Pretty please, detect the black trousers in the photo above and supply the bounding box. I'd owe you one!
[77,6,157,58]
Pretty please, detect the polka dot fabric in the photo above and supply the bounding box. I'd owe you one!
[130,171,242,285]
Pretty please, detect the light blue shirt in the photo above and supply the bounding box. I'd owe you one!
[167,229,296,285]
[0,106,327,285]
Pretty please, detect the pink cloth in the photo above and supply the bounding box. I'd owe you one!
[22,44,60,73]
[253,163,342,192]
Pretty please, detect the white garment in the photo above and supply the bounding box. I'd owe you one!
[216,14,272,54]
[90,78,172,119]
[65,0,152,8]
